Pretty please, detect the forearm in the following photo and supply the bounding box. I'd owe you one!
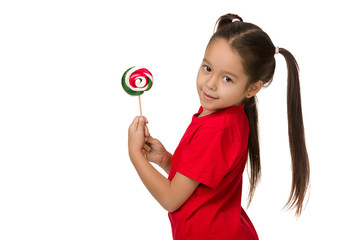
[130,152,173,211]
[128,117,197,212]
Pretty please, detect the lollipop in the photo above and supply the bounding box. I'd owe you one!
[121,66,153,116]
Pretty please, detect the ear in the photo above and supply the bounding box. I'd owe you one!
[245,80,263,98]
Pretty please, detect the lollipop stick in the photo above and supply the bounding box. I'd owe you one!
[139,95,142,117]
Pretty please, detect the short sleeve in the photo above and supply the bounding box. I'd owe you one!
[176,127,241,189]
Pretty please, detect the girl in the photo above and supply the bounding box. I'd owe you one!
[128,13,310,240]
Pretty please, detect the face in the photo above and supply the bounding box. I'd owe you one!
[196,38,250,116]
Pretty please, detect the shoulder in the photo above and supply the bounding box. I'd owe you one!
[200,106,249,143]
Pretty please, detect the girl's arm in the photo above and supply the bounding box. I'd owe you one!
[128,116,199,212]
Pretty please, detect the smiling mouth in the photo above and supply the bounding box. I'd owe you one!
[203,92,218,101]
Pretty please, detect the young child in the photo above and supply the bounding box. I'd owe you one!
[128,13,310,240]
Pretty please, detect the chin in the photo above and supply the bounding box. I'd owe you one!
[201,104,219,112]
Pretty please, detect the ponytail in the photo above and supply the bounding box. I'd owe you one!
[280,48,310,216]
[244,49,310,216]
[244,96,260,207]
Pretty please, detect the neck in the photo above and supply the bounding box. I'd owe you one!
[198,108,217,117]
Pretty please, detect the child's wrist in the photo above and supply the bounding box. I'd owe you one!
[159,151,172,169]
[129,150,144,162]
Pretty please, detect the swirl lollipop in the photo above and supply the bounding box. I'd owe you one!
[121,66,153,116]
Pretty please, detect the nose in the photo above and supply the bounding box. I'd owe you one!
[205,75,217,90]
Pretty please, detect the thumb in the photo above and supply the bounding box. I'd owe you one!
[146,134,158,144]
[138,116,146,131]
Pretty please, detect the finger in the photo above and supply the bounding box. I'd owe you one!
[144,125,150,138]
[138,116,146,131]
[143,143,151,152]
[146,135,157,144]
[142,116,149,124]
[130,116,139,131]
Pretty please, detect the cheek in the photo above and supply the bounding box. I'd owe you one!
[196,71,204,87]
[196,77,200,89]
[226,87,245,101]
[196,77,202,94]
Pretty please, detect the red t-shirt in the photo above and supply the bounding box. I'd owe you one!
[168,105,258,240]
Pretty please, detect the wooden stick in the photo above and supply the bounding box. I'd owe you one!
[139,95,142,117]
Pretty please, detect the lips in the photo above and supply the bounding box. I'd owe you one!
[203,91,218,101]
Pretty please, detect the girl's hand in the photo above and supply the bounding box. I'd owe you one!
[143,126,172,174]
[128,116,148,159]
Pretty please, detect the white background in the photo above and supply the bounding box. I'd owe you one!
[1,0,359,239]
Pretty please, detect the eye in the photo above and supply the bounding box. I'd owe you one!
[223,76,232,83]
[203,65,211,72]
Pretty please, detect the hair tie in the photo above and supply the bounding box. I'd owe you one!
[275,46,280,54]
[232,19,241,23]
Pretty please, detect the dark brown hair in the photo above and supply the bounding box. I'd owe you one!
[210,13,310,216]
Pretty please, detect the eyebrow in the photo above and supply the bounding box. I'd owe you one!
[202,58,239,79]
